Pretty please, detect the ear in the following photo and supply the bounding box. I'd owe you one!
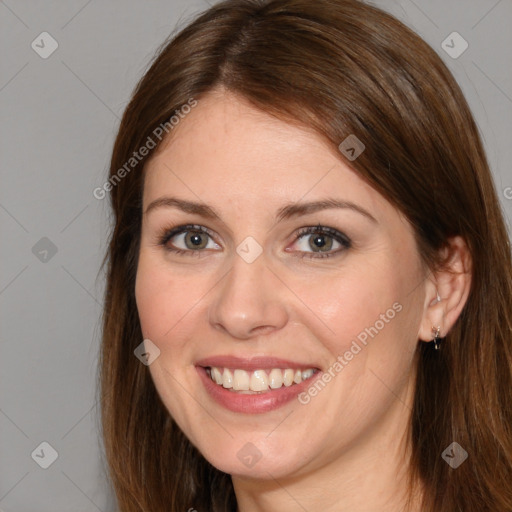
[417,236,472,343]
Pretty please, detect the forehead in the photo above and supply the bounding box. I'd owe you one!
[142,90,385,215]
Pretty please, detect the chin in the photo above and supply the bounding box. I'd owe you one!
[191,431,313,480]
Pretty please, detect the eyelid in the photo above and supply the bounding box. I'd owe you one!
[157,223,217,246]
[294,225,351,245]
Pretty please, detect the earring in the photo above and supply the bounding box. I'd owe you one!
[432,325,441,350]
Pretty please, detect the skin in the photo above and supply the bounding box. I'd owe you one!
[135,88,471,512]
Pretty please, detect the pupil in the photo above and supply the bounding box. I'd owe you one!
[190,233,202,245]
[314,235,326,248]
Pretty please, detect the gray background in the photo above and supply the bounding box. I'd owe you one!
[1,0,511,510]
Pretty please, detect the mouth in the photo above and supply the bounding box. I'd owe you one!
[205,366,319,393]
[195,355,322,413]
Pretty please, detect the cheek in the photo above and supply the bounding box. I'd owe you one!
[135,255,193,347]
[291,261,401,355]
[134,256,205,431]
[292,252,423,402]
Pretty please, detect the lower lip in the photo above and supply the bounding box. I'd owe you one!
[196,366,322,414]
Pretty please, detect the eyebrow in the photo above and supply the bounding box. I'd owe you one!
[144,197,377,223]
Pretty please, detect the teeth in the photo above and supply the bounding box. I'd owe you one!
[233,369,250,391]
[250,370,269,391]
[212,367,223,385]
[301,368,315,380]
[269,368,283,389]
[283,369,294,386]
[207,366,317,393]
[222,368,233,389]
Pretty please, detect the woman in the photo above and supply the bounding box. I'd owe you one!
[99,0,512,510]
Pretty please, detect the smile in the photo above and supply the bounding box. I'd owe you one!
[206,366,318,393]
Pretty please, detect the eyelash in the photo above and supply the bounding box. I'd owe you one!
[155,224,351,259]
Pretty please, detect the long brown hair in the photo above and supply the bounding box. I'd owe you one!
[99,0,512,510]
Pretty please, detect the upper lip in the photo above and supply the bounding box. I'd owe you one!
[196,355,321,372]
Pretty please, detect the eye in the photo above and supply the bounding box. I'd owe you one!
[155,223,351,259]
[290,225,351,259]
[157,224,220,255]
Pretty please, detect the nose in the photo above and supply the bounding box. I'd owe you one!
[208,251,289,340]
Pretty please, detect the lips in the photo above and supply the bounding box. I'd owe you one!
[195,355,322,414]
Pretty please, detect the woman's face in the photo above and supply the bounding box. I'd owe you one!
[135,89,429,479]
